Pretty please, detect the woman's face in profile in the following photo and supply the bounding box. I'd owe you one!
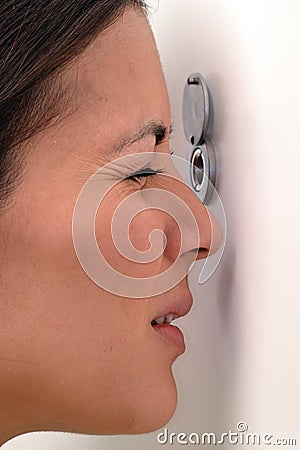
[0,7,219,441]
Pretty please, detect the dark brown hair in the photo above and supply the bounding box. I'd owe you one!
[0,0,148,209]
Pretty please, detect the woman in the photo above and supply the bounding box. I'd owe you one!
[0,1,221,445]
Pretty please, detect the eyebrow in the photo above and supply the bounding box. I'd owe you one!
[112,120,173,154]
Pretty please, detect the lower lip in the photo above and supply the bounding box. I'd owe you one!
[152,323,185,353]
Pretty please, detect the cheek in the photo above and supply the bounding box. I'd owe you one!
[95,186,169,278]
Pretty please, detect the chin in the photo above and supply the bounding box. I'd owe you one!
[70,368,179,437]
[120,370,179,435]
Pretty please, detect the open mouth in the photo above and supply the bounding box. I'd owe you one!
[149,292,193,352]
[151,313,180,326]
[150,313,185,352]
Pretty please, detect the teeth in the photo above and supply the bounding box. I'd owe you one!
[155,315,165,324]
[166,313,174,323]
[153,314,180,325]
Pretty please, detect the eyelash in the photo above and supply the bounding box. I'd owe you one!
[125,167,166,183]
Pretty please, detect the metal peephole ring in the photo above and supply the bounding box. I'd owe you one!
[182,73,216,204]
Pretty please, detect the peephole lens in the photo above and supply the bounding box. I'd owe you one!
[192,149,204,188]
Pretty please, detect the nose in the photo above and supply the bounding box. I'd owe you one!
[164,172,223,262]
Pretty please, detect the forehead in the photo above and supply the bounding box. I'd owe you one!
[68,8,170,136]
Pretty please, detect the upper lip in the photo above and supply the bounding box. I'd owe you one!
[150,290,193,323]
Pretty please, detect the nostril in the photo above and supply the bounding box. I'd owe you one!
[196,247,210,260]
[190,246,210,261]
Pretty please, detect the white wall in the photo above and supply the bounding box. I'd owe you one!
[4,1,300,449]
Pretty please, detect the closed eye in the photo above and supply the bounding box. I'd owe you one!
[125,167,166,183]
